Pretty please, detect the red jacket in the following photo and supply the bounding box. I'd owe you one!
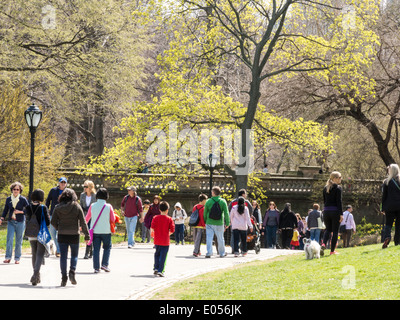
[192,204,205,228]
[151,214,175,246]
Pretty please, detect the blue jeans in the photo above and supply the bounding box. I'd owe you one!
[50,224,60,253]
[206,224,225,257]
[266,225,278,248]
[175,224,184,244]
[310,229,321,243]
[6,220,25,261]
[93,233,112,270]
[125,216,138,246]
[59,242,79,277]
[154,245,169,273]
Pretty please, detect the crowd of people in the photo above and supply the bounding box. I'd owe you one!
[3,164,400,286]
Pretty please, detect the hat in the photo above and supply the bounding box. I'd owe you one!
[346,205,352,210]
[127,186,136,191]
[174,202,182,208]
[59,177,67,183]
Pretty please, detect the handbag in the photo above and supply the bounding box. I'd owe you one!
[339,212,350,234]
[317,214,325,229]
[37,206,51,245]
[88,204,106,245]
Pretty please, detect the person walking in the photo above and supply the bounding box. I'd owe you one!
[203,186,230,258]
[144,195,161,233]
[251,200,262,231]
[382,164,400,248]
[229,197,253,257]
[51,188,90,287]
[24,189,51,285]
[0,182,29,264]
[321,171,343,255]
[45,177,68,257]
[85,188,115,273]
[340,205,356,248]
[121,186,143,248]
[278,203,298,249]
[262,201,280,249]
[307,204,323,244]
[141,199,151,243]
[172,202,187,245]
[228,189,253,253]
[192,194,208,257]
[150,201,175,277]
[79,180,97,259]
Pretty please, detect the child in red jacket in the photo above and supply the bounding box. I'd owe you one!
[151,201,175,277]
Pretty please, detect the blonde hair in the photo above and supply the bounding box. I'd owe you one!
[385,164,400,185]
[325,171,341,193]
[84,180,96,194]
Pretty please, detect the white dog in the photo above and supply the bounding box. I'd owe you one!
[303,238,321,260]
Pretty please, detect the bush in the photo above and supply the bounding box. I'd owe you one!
[356,217,382,236]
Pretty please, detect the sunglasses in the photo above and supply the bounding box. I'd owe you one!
[13,188,20,191]
[60,181,67,184]
[83,186,88,188]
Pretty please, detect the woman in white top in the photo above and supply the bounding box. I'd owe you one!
[79,180,97,259]
[340,205,356,248]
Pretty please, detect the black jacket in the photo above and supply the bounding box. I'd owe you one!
[279,210,298,229]
[323,184,343,215]
[382,179,400,212]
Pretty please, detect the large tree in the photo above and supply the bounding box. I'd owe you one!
[0,0,150,164]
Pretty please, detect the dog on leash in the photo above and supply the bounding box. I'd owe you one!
[303,238,322,260]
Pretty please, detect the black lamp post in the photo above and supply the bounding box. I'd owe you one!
[208,153,218,197]
[25,103,43,200]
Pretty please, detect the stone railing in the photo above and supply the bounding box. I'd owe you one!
[59,168,382,199]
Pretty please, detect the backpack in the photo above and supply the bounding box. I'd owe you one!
[25,204,42,238]
[189,205,203,226]
[209,198,222,220]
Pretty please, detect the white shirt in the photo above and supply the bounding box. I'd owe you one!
[340,210,356,232]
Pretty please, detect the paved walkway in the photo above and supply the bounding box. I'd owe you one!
[0,243,299,300]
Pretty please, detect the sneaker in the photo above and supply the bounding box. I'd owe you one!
[94,269,100,274]
[242,252,247,257]
[205,255,211,258]
[157,272,165,277]
[101,265,111,272]
[330,251,339,255]
[220,253,227,258]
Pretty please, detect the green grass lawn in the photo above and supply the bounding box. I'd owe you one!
[153,244,400,300]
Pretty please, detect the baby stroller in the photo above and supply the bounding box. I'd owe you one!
[246,219,261,254]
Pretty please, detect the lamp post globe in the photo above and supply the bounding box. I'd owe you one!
[25,103,43,130]
[25,103,43,200]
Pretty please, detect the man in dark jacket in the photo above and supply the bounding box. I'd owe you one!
[45,177,67,256]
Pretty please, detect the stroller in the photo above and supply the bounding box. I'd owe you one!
[246,218,261,254]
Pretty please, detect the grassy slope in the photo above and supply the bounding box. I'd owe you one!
[153,244,400,300]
